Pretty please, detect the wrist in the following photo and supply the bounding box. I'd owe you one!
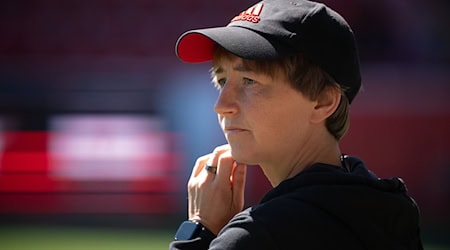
[174,221,216,241]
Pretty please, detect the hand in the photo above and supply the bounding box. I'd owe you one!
[187,144,247,235]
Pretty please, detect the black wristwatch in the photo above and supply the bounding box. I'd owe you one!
[174,221,215,241]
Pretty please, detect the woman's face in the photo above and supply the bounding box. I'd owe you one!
[212,56,317,168]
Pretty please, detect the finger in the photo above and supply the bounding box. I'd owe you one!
[192,154,217,184]
[206,144,230,167]
[231,163,247,207]
[191,154,211,179]
[230,162,246,186]
[215,150,234,184]
[191,144,230,181]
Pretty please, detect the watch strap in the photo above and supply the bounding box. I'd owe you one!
[174,221,216,241]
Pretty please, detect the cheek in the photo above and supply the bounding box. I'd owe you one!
[257,102,312,139]
[254,109,300,139]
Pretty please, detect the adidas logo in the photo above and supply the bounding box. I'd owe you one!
[230,3,264,23]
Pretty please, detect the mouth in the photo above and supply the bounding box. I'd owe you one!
[223,127,248,134]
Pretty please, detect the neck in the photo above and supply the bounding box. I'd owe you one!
[260,131,342,187]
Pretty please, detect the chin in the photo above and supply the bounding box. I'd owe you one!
[228,145,258,165]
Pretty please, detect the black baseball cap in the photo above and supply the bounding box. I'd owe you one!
[176,0,361,103]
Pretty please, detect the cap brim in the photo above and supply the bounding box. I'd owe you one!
[176,26,288,63]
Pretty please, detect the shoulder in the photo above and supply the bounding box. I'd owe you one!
[211,191,364,249]
[209,196,327,249]
[208,208,279,249]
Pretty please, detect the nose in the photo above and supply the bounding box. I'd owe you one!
[214,83,238,117]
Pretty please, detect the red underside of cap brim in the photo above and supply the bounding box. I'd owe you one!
[176,33,215,63]
[176,26,284,63]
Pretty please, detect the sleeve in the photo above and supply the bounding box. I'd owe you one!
[169,211,278,250]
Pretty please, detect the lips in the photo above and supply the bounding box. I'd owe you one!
[221,119,248,134]
[223,126,248,134]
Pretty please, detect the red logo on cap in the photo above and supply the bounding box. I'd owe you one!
[231,3,264,23]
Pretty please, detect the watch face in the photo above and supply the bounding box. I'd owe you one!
[175,221,202,240]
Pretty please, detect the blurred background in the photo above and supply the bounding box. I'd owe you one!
[0,0,449,249]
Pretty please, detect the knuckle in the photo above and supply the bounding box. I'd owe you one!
[187,179,197,190]
[214,144,229,152]
[218,151,233,164]
[212,145,230,156]
[195,154,210,166]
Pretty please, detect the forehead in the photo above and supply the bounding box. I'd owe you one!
[212,56,250,74]
[212,54,285,79]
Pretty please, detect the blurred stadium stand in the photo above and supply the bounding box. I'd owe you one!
[0,0,449,237]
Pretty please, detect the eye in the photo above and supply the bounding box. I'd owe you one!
[213,78,226,89]
[243,77,256,85]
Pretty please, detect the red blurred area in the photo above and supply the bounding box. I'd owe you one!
[0,131,182,214]
[342,114,450,221]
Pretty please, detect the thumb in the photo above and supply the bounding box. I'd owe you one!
[231,163,247,205]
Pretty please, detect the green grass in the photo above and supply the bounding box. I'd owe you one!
[0,226,173,250]
[0,225,449,250]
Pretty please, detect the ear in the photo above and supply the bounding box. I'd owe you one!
[310,86,341,124]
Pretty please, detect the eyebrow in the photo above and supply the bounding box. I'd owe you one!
[212,62,253,75]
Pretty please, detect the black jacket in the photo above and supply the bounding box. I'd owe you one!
[170,157,423,249]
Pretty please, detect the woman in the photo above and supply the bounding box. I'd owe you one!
[170,0,423,249]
